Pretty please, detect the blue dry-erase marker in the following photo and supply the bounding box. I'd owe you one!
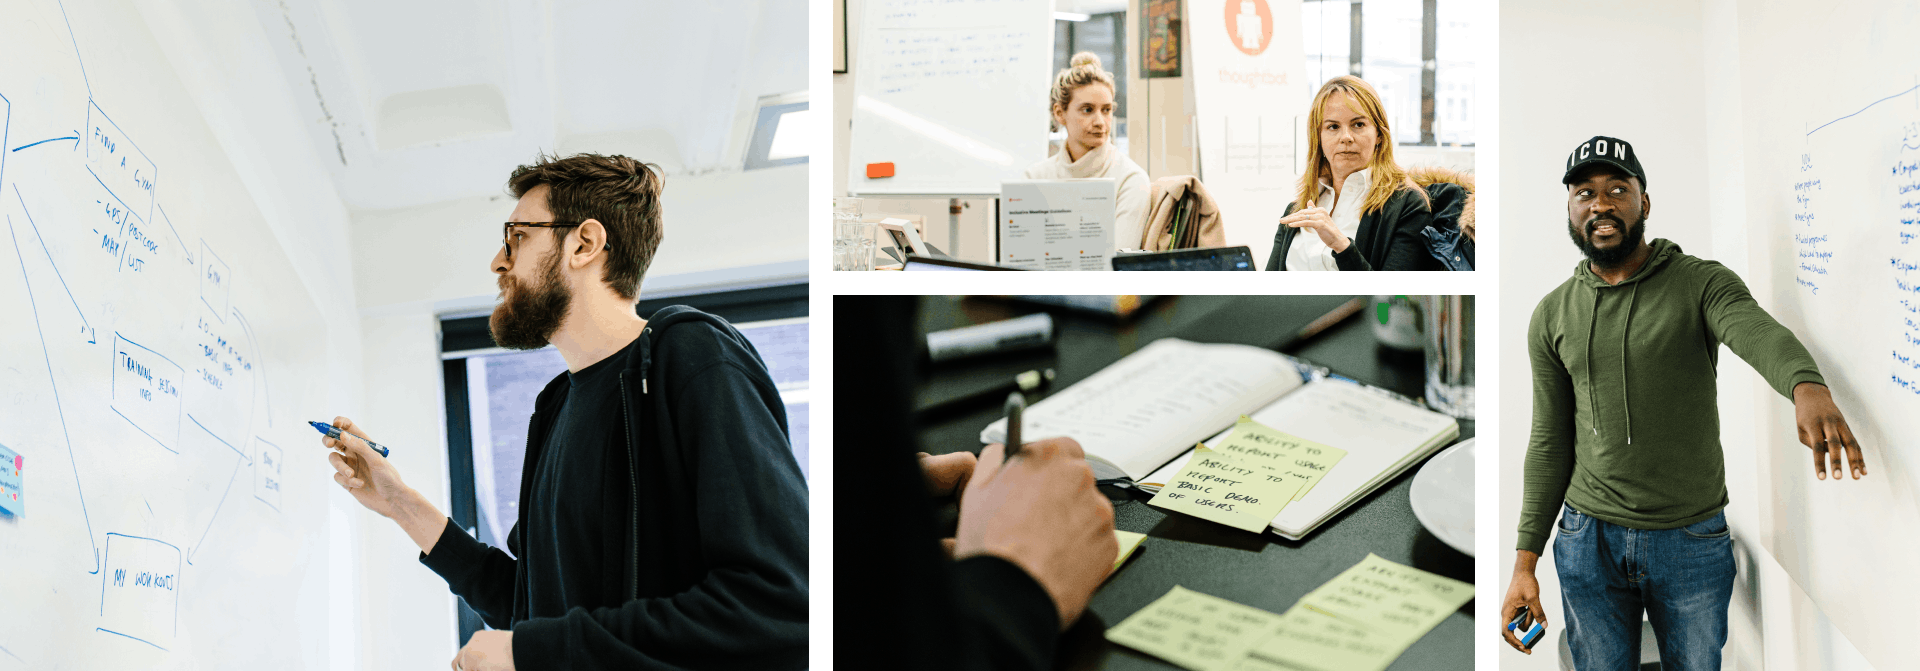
[309,421,391,458]
[1507,607,1544,650]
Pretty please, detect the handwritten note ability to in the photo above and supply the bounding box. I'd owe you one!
[1148,448,1305,532]
[1298,553,1473,642]
[1105,586,1287,671]
[1213,416,1348,500]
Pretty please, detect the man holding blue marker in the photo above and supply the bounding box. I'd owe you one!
[319,153,808,671]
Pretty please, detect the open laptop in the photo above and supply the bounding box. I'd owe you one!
[1111,246,1256,271]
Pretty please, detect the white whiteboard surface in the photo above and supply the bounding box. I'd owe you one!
[846,0,1052,195]
[0,1,331,668]
[1738,1,1920,667]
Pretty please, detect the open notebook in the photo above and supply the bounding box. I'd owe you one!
[980,338,1460,539]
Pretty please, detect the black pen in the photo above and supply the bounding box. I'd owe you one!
[1003,392,1025,457]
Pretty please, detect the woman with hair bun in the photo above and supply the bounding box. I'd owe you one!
[1024,52,1151,250]
[1267,75,1439,271]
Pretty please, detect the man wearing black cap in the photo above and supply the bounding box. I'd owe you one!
[1499,136,1868,668]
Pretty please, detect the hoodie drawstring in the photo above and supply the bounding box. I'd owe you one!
[1622,284,1638,445]
[1586,292,1600,436]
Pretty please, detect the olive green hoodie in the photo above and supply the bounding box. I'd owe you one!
[1517,238,1825,554]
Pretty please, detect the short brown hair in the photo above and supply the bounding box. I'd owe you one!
[507,152,665,300]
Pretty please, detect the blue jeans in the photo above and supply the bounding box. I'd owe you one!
[1553,503,1735,671]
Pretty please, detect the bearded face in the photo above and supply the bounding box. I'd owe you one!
[1567,210,1648,268]
[489,243,572,350]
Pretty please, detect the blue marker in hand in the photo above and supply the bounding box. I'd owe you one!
[309,420,391,458]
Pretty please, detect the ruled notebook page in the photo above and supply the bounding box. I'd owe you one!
[981,338,1302,479]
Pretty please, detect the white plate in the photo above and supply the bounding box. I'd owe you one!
[1410,438,1475,556]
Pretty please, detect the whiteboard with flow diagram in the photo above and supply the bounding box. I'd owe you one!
[0,1,332,668]
[1737,0,1920,667]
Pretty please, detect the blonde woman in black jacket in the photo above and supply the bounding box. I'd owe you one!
[1267,76,1438,271]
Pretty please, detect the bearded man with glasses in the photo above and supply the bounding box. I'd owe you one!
[317,153,808,671]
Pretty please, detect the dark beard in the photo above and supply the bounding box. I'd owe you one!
[488,248,572,350]
[1568,212,1648,268]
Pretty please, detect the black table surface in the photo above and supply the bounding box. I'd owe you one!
[912,295,1475,671]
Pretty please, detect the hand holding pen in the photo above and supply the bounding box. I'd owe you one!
[313,416,412,520]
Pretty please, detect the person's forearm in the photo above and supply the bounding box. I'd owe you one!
[390,486,448,555]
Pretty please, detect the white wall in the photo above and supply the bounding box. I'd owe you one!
[1499,1,1871,669]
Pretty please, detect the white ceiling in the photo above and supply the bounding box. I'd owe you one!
[253,0,807,211]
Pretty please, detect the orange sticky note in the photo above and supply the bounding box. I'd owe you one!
[866,162,896,178]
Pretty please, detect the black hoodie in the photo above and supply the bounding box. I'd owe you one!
[421,305,809,670]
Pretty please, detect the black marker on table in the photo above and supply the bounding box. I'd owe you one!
[309,421,391,458]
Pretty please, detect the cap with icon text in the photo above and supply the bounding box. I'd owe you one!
[1563,135,1646,189]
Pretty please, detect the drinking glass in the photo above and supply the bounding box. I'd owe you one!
[1423,295,1475,419]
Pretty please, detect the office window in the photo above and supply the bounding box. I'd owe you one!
[1433,0,1475,146]
[1301,0,1475,146]
[1300,1,1353,88]
[746,93,810,170]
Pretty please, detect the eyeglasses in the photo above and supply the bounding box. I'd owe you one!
[504,221,608,259]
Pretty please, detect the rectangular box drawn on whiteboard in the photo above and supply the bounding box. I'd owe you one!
[84,101,157,223]
[99,533,180,651]
[111,333,184,454]
[254,437,281,511]
[199,240,228,321]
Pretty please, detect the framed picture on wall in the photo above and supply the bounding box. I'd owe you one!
[1141,0,1181,78]
[834,0,849,73]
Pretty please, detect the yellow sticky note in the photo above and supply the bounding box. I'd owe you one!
[1235,605,1408,671]
[1105,585,1287,671]
[1113,530,1147,572]
[1148,448,1305,533]
[1297,553,1473,642]
[1213,416,1348,500]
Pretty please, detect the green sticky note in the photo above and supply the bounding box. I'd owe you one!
[1297,553,1473,643]
[1148,448,1304,533]
[1105,586,1287,671]
[1235,605,1409,671]
[1212,416,1348,501]
[1114,530,1147,572]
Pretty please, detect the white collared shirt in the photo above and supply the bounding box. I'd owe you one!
[1285,168,1371,271]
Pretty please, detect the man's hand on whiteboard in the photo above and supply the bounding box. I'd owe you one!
[451,630,513,671]
[1793,383,1867,480]
[320,416,448,554]
[320,416,409,514]
[1279,206,1351,253]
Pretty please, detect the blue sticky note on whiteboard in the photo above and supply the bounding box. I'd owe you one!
[0,442,21,515]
